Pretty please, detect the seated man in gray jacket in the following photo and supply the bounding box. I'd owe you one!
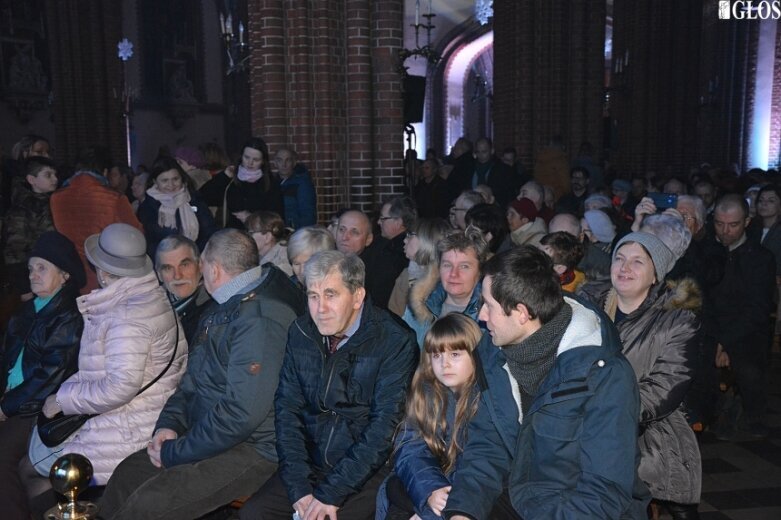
[100,229,299,519]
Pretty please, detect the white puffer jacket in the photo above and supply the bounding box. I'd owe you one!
[54,272,188,484]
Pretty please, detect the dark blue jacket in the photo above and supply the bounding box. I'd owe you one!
[136,190,218,257]
[156,276,298,466]
[444,296,649,520]
[275,301,419,507]
[389,388,475,520]
[280,164,317,229]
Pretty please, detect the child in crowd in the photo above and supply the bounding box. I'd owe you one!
[379,313,482,520]
[540,231,586,292]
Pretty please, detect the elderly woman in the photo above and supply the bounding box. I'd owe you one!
[21,223,188,513]
[388,218,451,317]
[286,226,336,288]
[598,232,702,519]
[137,156,218,257]
[403,228,487,347]
[0,232,85,518]
[246,210,293,276]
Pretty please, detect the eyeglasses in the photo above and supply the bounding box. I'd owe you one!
[378,216,397,222]
[406,231,417,238]
[451,207,468,213]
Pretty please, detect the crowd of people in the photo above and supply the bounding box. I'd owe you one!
[0,131,779,519]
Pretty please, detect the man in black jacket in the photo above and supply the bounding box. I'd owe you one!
[710,195,776,438]
[100,229,298,519]
[240,250,418,520]
[154,235,211,346]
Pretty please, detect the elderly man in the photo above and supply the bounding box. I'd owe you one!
[100,229,299,519]
[155,235,211,345]
[240,250,418,520]
[445,247,647,520]
[518,180,555,223]
[337,208,406,309]
[450,190,483,230]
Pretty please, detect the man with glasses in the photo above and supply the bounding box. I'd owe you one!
[450,190,483,230]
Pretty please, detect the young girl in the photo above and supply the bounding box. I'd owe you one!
[380,313,482,520]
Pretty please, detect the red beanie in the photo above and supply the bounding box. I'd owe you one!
[510,197,538,221]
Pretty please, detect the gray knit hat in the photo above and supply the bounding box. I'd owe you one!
[612,231,675,283]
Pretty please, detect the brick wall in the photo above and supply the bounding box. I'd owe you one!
[770,26,781,169]
[248,0,405,223]
[492,0,605,171]
[45,0,125,166]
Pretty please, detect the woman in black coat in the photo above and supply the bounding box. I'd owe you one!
[0,231,85,516]
[199,137,284,229]
[137,156,218,257]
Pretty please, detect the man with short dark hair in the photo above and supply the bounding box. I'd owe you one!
[444,246,648,520]
[239,250,418,519]
[555,167,590,216]
[100,229,299,519]
[471,137,517,208]
[709,194,776,438]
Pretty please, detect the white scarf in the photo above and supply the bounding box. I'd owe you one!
[146,186,199,241]
[237,165,264,183]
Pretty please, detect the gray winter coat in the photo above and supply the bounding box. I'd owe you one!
[600,279,702,505]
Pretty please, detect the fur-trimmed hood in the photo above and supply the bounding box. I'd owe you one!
[662,277,702,312]
[408,263,441,324]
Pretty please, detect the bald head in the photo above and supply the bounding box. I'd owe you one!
[519,181,545,210]
[336,210,373,255]
[549,213,582,240]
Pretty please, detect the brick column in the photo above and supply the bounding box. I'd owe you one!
[610,0,705,175]
[493,0,605,171]
[249,0,404,222]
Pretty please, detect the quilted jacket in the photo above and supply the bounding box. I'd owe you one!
[53,272,187,484]
[275,302,419,507]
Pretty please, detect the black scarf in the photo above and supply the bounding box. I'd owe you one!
[502,303,572,414]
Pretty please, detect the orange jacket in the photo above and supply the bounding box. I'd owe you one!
[50,173,142,293]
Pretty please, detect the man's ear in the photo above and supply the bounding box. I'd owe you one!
[353,287,366,308]
[514,302,531,324]
[365,231,374,248]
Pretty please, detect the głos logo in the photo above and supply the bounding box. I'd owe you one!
[719,0,781,19]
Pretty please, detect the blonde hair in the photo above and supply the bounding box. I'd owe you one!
[405,314,481,474]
